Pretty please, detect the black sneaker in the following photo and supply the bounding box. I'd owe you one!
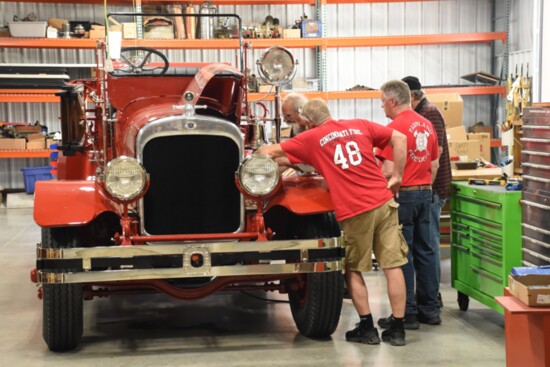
[345,325,381,345]
[417,314,442,325]
[381,328,406,346]
[378,314,419,330]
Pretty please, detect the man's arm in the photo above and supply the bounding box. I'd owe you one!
[431,159,440,183]
[386,130,406,195]
[257,144,286,160]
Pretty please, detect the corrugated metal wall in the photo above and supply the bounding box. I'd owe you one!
[0,0,505,189]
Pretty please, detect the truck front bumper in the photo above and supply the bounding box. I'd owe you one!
[36,237,344,284]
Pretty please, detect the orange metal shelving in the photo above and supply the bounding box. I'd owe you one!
[0,89,61,103]
[0,0,436,3]
[0,31,506,50]
[326,32,507,48]
[249,86,506,101]
[0,150,52,158]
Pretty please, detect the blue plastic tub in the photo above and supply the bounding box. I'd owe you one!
[21,166,53,194]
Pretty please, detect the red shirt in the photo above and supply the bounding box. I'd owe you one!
[281,119,394,221]
[378,109,439,186]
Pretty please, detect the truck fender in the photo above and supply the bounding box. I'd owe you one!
[34,180,121,227]
[268,176,334,215]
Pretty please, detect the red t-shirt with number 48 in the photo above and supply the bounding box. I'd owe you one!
[281,119,394,221]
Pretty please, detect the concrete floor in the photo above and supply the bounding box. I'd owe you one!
[0,207,506,366]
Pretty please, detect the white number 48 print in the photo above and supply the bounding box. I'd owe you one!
[333,141,362,169]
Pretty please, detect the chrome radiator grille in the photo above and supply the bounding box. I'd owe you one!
[138,117,243,236]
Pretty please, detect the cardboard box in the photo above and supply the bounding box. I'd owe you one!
[46,139,61,149]
[429,93,463,128]
[283,29,301,39]
[467,133,491,162]
[15,125,41,134]
[122,23,137,39]
[0,138,26,150]
[26,140,46,150]
[448,140,479,162]
[470,125,494,139]
[447,126,468,141]
[89,25,105,39]
[26,133,45,141]
[508,274,550,307]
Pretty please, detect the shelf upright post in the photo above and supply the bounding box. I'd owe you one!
[316,0,327,92]
[136,0,143,40]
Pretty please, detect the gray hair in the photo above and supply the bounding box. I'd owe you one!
[380,80,411,105]
[300,98,331,126]
[411,89,425,100]
[283,92,308,113]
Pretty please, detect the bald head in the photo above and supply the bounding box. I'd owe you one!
[300,98,332,127]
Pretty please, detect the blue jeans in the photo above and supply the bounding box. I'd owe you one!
[396,190,440,317]
[430,192,447,284]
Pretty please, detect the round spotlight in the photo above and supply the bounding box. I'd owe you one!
[257,46,296,86]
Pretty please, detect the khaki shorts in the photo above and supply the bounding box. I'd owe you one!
[340,198,408,272]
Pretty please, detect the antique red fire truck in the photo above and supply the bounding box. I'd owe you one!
[31,12,344,352]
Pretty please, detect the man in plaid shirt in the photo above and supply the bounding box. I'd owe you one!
[402,76,452,307]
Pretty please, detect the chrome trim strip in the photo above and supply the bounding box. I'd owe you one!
[37,237,344,284]
[38,261,343,284]
[38,237,341,260]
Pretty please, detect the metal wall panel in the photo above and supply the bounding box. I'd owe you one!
[1,0,501,188]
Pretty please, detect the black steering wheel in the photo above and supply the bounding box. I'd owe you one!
[117,47,170,75]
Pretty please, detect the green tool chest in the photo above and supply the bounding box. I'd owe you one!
[450,181,522,313]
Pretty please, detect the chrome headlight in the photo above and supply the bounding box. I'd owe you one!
[256,46,296,86]
[237,154,280,196]
[104,156,147,201]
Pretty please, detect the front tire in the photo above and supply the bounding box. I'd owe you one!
[42,227,83,352]
[287,213,344,338]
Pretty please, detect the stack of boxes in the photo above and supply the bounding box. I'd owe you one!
[431,93,491,168]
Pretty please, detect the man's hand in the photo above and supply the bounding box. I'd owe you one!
[387,174,402,198]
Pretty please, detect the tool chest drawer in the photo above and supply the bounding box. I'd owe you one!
[450,182,522,313]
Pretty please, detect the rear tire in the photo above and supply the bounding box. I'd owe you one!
[42,227,83,352]
[287,213,344,338]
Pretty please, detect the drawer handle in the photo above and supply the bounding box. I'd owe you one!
[471,265,502,283]
[470,234,502,251]
[522,248,550,262]
[470,228,501,242]
[523,175,550,183]
[521,234,550,249]
[523,150,550,157]
[521,200,550,211]
[471,250,502,266]
[451,229,469,238]
[456,194,502,209]
[454,212,502,229]
[470,243,502,261]
[452,222,469,231]
[522,162,550,170]
[451,243,470,253]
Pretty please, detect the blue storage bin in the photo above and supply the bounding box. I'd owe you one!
[21,166,53,194]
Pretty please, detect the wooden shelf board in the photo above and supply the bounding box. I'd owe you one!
[0,150,52,158]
